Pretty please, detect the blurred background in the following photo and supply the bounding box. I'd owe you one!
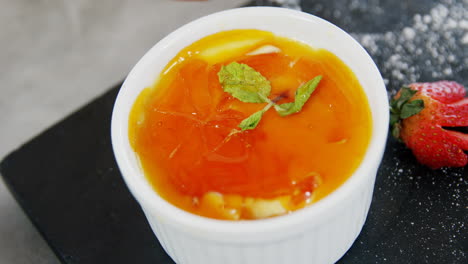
[0,1,246,263]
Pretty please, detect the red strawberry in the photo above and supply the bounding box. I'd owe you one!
[390,81,468,169]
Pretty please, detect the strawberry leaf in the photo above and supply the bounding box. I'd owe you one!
[394,86,417,109]
[400,99,424,119]
[390,112,400,126]
[389,86,425,139]
[392,123,402,139]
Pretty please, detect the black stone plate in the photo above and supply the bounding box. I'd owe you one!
[1,1,466,263]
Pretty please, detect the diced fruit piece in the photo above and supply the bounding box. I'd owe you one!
[244,196,289,219]
[199,192,241,220]
[246,45,281,56]
[199,38,265,64]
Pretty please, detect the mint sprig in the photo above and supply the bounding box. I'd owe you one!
[218,62,322,131]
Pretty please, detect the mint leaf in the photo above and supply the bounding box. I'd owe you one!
[239,109,266,131]
[218,63,321,132]
[274,102,293,113]
[218,62,271,103]
[275,76,322,117]
[400,99,424,118]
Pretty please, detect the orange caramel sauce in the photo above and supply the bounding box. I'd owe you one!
[129,30,372,220]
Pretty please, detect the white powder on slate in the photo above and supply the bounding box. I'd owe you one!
[353,0,468,96]
[301,2,468,261]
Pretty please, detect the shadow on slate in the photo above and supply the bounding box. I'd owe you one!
[1,1,467,263]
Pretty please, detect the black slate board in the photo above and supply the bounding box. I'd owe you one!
[1,1,467,263]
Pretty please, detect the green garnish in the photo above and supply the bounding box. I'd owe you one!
[274,76,322,117]
[239,109,267,131]
[390,86,424,138]
[218,62,322,131]
[217,62,271,103]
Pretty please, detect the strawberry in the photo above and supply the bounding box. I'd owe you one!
[390,81,468,169]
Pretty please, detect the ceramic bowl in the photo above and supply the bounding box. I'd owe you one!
[111,7,388,264]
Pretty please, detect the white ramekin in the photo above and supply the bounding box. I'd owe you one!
[111,7,388,264]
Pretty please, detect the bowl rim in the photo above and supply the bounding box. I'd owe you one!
[111,6,389,240]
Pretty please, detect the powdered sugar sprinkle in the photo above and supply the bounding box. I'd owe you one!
[352,0,468,96]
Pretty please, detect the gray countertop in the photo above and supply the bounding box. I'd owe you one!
[0,0,246,263]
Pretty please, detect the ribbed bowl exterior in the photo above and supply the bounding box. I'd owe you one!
[111,7,389,264]
[143,173,375,264]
